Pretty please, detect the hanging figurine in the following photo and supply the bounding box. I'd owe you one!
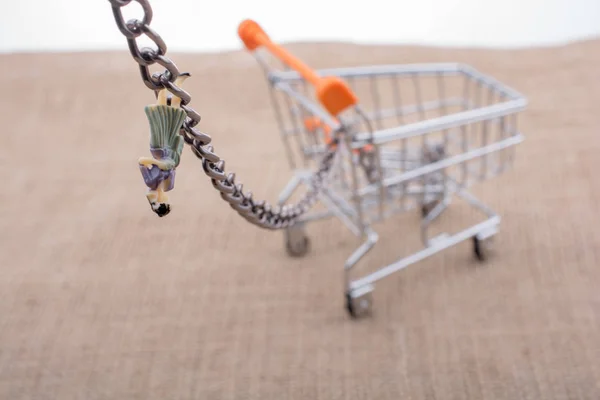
[138,73,190,217]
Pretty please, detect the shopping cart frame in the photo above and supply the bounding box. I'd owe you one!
[239,21,528,318]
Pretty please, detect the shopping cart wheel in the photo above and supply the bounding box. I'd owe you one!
[284,223,310,257]
[345,285,374,318]
[473,235,494,262]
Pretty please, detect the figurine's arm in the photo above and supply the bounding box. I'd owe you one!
[138,156,172,170]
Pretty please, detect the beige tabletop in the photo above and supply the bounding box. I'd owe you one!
[1,39,599,399]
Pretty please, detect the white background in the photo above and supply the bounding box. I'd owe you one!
[1,0,599,53]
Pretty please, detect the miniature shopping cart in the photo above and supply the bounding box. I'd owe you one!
[238,20,527,318]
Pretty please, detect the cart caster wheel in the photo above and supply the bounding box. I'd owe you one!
[284,224,310,258]
[286,236,310,257]
[345,286,374,319]
[473,235,494,262]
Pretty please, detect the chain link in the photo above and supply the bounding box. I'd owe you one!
[108,0,338,229]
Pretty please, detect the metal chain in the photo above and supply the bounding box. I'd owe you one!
[108,0,338,230]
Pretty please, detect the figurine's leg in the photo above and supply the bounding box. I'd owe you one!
[170,73,190,108]
[157,87,169,106]
[155,73,190,107]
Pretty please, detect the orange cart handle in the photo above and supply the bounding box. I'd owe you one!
[238,19,359,117]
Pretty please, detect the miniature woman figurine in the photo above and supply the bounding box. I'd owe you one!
[138,73,190,217]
